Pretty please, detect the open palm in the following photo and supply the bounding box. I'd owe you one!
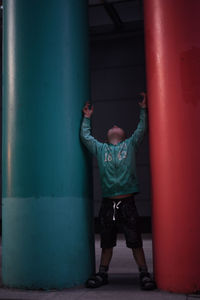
[138,92,147,108]
[82,102,94,118]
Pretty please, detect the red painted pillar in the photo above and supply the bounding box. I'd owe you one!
[143,0,200,294]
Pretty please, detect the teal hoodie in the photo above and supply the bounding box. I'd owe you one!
[80,107,148,198]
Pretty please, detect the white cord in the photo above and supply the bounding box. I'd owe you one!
[112,200,122,221]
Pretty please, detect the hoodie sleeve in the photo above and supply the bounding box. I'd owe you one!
[80,116,103,156]
[129,107,148,151]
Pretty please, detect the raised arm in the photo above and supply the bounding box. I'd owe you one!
[129,92,148,150]
[80,102,103,156]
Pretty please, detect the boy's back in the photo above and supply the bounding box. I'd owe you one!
[80,106,148,198]
[79,96,156,291]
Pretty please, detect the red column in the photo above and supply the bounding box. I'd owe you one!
[143,0,200,293]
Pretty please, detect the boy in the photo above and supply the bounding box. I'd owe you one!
[80,93,156,290]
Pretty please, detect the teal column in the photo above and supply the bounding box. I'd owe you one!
[2,0,95,289]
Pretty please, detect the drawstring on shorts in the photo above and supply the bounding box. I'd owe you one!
[112,200,122,221]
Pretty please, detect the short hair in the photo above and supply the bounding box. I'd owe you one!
[105,130,127,143]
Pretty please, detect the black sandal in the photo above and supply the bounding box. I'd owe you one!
[85,272,108,288]
[139,271,157,290]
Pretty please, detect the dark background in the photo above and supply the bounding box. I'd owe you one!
[88,0,152,232]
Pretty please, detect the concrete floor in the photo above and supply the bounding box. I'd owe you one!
[0,234,199,300]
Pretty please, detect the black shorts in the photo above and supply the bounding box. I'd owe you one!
[98,194,143,249]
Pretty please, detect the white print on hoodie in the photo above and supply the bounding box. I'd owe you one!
[104,142,128,162]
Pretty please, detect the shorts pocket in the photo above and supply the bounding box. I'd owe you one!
[121,200,139,224]
[98,202,114,226]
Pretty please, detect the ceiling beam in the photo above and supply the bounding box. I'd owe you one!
[89,20,144,40]
[102,0,123,28]
[89,0,136,7]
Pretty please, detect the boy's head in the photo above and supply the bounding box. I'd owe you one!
[106,125,126,144]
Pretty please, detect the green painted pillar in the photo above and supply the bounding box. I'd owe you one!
[2,0,95,289]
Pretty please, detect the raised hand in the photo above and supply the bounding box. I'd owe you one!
[82,101,94,118]
[138,92,147,108]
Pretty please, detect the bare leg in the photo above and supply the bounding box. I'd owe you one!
[86,248,113,287]
[99,247,113,267]
[131,247,156,290]
[131,247,148,269]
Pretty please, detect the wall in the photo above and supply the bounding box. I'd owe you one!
[89,33,152,220]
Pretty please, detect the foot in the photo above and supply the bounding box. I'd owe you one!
[85,272,109,288]
[139,271,157,290]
